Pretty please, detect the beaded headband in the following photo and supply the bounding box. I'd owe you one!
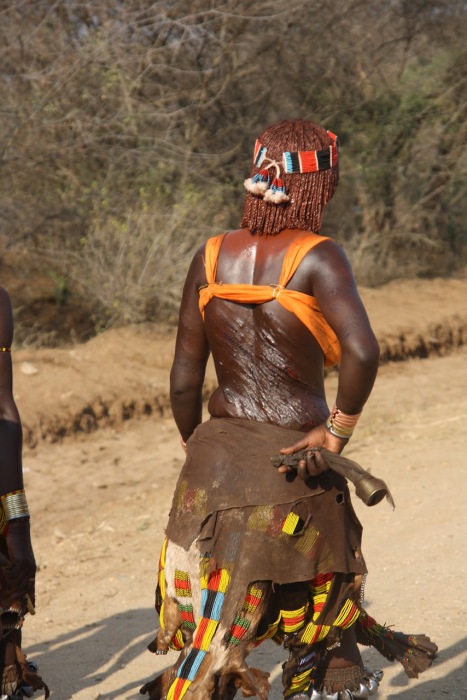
[254,131,338,172]
[245,130,338,204]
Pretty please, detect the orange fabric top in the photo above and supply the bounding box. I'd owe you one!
[198,232,341,367]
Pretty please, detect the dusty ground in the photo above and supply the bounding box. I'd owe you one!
[9,276,467,699]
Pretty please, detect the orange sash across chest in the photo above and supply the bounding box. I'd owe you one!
[198,232,341,367]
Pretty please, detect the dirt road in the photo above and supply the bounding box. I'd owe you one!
[11,276,467,699]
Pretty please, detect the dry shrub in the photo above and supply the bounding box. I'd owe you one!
[1,0,466,335]
[70,185,232,329]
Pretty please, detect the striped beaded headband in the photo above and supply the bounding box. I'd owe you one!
[253,130,338,174]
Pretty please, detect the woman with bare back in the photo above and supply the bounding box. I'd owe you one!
[141,120,436,700]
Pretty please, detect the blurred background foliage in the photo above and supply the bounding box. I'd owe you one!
[0,0,466,340]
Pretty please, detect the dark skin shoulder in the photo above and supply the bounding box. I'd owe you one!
[170,228,380,455]
[0,287,22,486]
[0,287,36,602]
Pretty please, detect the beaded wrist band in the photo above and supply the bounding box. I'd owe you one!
[1,489,30,521]
[326,404,362,440]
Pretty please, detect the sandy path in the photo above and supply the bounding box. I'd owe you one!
[18,346,467,700]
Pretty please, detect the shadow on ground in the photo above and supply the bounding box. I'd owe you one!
[25,610,466,700]
[388,636,466,700]
[27,607,160,699]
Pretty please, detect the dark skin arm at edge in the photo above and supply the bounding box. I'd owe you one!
[280,240,380,467]
[170,247,210,444]
[0,288,23,492]
[0,288,36,601]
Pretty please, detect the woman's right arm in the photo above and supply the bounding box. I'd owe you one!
[169,248,211,444]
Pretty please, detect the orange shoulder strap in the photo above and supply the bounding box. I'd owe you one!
[204,233,227,284]
[278,232,329,287]
[204,231,328,286]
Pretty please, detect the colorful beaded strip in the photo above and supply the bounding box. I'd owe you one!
[285,573,361,697]
[253,140,267,167]
[252,131,338,173]
[227,584,263,646]
[166,567,230,700]
[0,347,11,352]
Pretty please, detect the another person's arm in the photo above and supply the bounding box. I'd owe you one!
[170,249,210,445]
[0,288,36,601]
[281,240,380,464]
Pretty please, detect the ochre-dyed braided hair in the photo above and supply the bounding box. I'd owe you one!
[241,119,339,236]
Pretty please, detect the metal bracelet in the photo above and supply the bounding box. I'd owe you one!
[1,490,30,520]
[326,420,353,440]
